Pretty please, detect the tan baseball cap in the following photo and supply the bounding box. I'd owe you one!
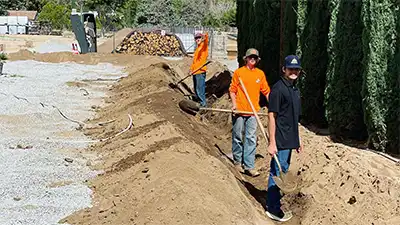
[244,48,259,59]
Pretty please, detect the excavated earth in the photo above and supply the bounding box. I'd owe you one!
[8,50,400,225]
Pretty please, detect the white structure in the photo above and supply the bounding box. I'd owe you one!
[0,16,29,34]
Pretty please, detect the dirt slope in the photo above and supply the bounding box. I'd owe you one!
[59,63,271,225]
[8,51,400,225]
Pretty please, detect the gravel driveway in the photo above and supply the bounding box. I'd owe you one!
[0,60,126,225]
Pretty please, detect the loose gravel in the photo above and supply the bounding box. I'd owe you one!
[0,60,126,225]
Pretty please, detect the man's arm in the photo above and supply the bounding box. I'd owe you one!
[230,92,237,110]
[267,112,277,155]
[260,74,271,101]
[229,70,239,110]
[266,87,280,155]
[203,32,209,48]
[297,130,303,153]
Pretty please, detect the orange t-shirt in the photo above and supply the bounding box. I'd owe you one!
[190,33,209,74]
[229,66,270,114]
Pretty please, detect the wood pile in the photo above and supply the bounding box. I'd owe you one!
[115,30,185,56]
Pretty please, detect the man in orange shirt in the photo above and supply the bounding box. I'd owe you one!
[190,32,209,107]
[229,48,270,177]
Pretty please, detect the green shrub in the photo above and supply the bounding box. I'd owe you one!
[0,52,7,60]
[38,1,71,30]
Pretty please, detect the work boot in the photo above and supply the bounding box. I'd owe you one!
[265,210,293,222]
[245,169,260,177]
[234,163,244,173]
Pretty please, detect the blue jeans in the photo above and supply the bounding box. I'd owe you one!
[266,149,292,213]
[193,73,206,107]
[232,115,257,170]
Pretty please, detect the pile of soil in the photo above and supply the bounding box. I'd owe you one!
[10,52,400,225]
[59,62,270,225]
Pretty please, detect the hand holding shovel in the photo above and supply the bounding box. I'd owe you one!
[238,77,297,193]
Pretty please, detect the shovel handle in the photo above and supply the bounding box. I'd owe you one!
[238,77,283,174]
[200,107,269,116]
[176,61,212,85]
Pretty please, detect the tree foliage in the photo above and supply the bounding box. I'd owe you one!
[325,0,367,140]
[0,0,47,15]
[361,0,397,151]
[37,1,71,30]
[86,0,235,29]
[386,6,400,153]
[203,0,236,28]
[237,0,399,154]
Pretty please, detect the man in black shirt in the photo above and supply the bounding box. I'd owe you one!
[265,55,303,222]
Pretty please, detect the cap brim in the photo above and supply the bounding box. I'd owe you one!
[244,54,259,58]
[285,65,302,69]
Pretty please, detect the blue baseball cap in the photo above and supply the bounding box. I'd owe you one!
[284,55,301,69]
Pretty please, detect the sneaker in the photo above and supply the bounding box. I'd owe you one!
[245,169,260,177]
[265,210,293,222]
[234,163,244,173]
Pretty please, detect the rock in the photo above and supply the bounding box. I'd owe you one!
[142,168,149,173]
[13,197,22,201]
[64,158,73,163]
[347,196,357,204]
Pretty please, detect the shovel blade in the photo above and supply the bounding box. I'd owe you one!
[272,172,298,193]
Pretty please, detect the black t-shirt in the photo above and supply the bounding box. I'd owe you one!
[268,77,301,150]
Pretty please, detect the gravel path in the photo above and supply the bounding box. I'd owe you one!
[0,60,126,225]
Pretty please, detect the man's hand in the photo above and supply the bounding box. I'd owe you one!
[231,103,237,114]
[231,103,237,111]
[296,140,303,153]
[267,143,277,156]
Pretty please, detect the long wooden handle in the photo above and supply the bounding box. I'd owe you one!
[238,77,283,173]
[200,107,269,116]
[177,61,211,84]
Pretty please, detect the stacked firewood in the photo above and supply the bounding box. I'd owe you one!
[115,31,185,56]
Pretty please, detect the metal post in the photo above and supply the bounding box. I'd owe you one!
[0,62,3,75]
[80,2,83,22]
[112,30,115,53]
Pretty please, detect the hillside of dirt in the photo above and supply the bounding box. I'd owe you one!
[58,60,271,225]
[7,51,400,225]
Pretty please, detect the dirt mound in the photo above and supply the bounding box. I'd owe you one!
[205,90,400,225]
[8,50,167,73]
[60,63,271,225]
[14,51,399,224]
[288,129,400,224]
[97,28,134,53]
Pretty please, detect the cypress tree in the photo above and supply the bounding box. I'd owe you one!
[298,0,330,126]
[324,0,367,140]
[254,0,281,85]
[385,4,400,154]
[236,0,250,67]
[361,0,397,151]
[295,0,310,58]
[282,0,298,57]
